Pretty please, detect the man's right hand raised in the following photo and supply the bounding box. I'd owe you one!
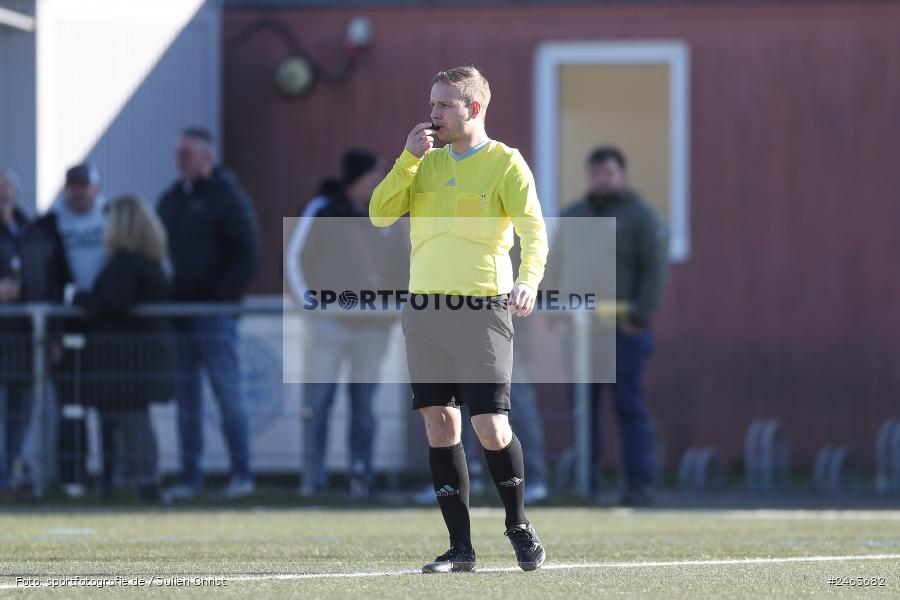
[405,122,436,159]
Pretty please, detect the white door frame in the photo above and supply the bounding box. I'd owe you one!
[534,40,691,262]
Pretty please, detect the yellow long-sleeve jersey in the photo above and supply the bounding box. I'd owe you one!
[369,141,548,296]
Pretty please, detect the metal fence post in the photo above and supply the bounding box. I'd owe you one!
[299,318,315,496]
[30,306,48,499]
[573,309,592,498]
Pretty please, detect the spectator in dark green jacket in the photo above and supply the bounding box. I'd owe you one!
[554,146,669,505]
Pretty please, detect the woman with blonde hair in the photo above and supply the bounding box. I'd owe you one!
[74,195,173,501]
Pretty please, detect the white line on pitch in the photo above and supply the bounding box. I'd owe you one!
[224,553,900,580]
[4,553,897,588]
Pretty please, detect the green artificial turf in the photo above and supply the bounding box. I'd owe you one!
[0,507,898,598]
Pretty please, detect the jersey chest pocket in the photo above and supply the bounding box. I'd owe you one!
[453,193,498,241]
[410,192,436,237]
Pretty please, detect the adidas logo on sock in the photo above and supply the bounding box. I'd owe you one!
[435,484,460,497]
[499,477,523,487]
[445,177,457,187]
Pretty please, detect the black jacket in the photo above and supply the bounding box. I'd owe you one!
[74,251,174,410]
[299,180,409,317]
[0,210,68,382]
[33,211,75,302]
[157,167,261,301]
[0,209,68,304]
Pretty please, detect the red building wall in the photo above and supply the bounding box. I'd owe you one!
[223,2,900,469]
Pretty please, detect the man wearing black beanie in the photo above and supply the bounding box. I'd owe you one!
[342,150,378,189]
[286,149,408,499]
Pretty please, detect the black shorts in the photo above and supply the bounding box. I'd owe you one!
[401,294,514,417]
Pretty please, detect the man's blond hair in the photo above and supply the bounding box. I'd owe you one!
[432,66,491,114]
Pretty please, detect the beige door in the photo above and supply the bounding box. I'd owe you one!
[558,64,671,222]
[535,41,690,261]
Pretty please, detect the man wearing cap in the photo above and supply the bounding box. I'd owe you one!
[42,163,107,295]
[36,162,108,497]
[157,128,261,502]
[285,149,408,499]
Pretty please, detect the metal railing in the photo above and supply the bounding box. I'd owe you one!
[2,301,893,501]
[1,301,284,498]
[0,299,606,499]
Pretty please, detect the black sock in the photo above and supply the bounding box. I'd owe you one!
[429,442,471,550]
[484,433,527,529]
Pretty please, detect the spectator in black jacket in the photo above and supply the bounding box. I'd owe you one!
[0,167,64,493]
[74,195,173,502]
[157,127,261,501]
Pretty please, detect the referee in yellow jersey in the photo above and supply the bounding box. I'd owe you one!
[370,66,549,573]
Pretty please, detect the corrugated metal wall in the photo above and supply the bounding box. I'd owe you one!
[0,0,37,214]
[35,0,221,210]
